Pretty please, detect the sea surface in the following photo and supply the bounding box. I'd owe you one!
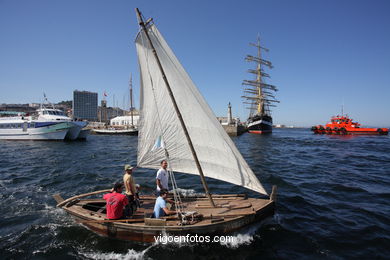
[0,128,389,259]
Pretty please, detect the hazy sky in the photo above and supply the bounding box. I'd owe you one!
[1,0,389,127]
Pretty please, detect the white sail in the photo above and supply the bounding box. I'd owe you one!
[135,24,267,195]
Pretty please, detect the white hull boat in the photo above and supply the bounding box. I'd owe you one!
[36,106,89,140]
[0,119,73,140]
[91,128,138,135]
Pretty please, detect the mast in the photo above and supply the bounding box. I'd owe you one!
[242,36,279,118]
[112,95,115,118]
[256,36,263,115]
[129,74,134,126]
[135,8,216,207]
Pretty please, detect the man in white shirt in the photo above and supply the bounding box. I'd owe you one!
[155,160,176,205]
[156,160,169,192]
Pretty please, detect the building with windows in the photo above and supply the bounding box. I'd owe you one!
[73,90,98,121]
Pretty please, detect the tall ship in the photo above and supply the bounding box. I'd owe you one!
[242,37,279,134]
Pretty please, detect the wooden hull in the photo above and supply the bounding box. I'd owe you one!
[55,193,275,242]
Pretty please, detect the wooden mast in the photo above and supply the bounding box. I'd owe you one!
[256,36,263,115]
[135,8,216,207]
[129,74,134,126]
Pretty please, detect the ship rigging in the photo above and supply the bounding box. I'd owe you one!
[242,36,279,134]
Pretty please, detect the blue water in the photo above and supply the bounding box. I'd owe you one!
[0,129,389,259]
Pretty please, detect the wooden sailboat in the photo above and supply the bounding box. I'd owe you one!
[53,9,276,242]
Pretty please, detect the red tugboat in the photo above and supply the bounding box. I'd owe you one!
[311,115,388,135]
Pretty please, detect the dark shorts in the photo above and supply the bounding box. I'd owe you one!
[126,195,135,202]
[125,195,137,217]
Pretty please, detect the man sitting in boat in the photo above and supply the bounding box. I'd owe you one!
[152,189,177,218]
[123,164,139,217]
[103,183,129,220]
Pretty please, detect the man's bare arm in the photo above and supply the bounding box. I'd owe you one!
[156,179,163,189]
[162,207,176,215]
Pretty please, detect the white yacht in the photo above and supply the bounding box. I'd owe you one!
[36,107,89,140]
[0,114,73,140]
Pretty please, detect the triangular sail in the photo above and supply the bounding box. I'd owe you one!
[135,24,267,195]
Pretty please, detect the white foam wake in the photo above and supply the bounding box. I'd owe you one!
[79,246,154,260]
[218,233,254,249]
[218,221,264,248]
[171,188,203,197]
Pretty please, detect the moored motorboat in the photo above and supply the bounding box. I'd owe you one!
[311,115,388,135]
[37,107,89,140]
[0,114,73,140]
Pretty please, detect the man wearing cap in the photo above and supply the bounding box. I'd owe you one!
[123,164,138,217]
[103,183,128,220]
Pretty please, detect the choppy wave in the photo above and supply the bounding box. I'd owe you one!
[79,247,153,260]
[1,130,389,259]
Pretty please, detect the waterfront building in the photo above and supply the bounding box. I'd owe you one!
[0,104,37,114]
[110,115,140,127]
[73,90,98,121]
[97,106,127,123]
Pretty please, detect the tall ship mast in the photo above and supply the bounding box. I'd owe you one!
[242,36,279,134]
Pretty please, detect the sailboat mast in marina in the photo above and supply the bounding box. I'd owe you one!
[129,74,134,127]
[243,37,279,134]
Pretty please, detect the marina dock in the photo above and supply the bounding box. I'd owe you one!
[222,124,246,136]
[218,102,246,136]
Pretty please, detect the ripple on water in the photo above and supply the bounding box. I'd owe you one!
[1,131,389,259]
